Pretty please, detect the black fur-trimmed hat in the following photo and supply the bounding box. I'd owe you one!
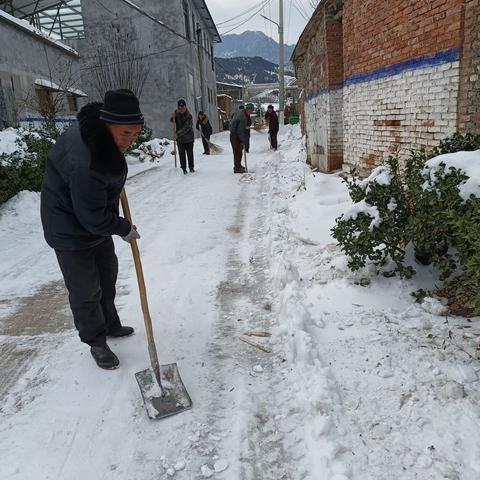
[99,89,144,125]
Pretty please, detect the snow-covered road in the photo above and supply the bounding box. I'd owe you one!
[1,126,480,479]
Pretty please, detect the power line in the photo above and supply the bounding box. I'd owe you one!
[219,0,273,35]
[292,0,309,21]
[216,0,269,27]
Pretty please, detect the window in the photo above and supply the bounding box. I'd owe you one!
[183,1,190,40]
[211,45,215,71]
[67,95,78,112]
[36,88,55,117]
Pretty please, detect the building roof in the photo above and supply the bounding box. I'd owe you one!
[0,7,79,55]
[0,0,84,39]
[216,81,243,89]
[192,0,221,43]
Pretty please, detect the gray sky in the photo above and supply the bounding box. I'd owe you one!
[206,0,314,45]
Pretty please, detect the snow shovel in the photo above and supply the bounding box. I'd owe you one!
[171,111,178,168]
[120,189,192,419]
[243,147,249,173]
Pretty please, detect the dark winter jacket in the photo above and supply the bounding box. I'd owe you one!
[40,103,131,251]
[230,110,250,145]
[196,115,213,138]
[265,110,279,133]
[172,109,194,144]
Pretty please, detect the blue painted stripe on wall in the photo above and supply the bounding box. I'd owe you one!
[19,117,76,123]
[304,47,460,102]
[344,47,460,86]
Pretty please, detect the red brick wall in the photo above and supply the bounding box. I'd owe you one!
[325,16,344,88]
[343,0,464,78]
[458,0,480,131]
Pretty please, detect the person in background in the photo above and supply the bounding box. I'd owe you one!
[40,89,143,370]
[171,99,195,174]
[264,104,279,151]
[196,111,213,155]
[230,103,254,174]
[238,105,252,153]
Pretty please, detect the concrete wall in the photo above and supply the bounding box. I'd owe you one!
[78,0,218,139]
[0,10,83,128]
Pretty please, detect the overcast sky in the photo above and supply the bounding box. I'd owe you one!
[206,0,314,45]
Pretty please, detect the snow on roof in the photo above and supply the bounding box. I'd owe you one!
[0,8,79,56]
[216,81,243,89]
[34,78,87,97]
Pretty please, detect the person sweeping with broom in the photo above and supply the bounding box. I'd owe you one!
[196,111,213,155]
[230,103,254,174]
[40,89,143,370]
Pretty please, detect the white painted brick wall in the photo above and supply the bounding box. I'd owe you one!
[304,89,343,172]
[343,61,460,172]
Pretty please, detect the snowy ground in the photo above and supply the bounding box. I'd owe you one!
[1,126,480,479]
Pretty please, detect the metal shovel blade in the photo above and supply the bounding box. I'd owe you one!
[135,363,192,420]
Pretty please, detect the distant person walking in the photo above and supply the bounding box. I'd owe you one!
[230,103,254,174]
[264,104,279,151]
[196,111,213,155]
[171,99,195,174]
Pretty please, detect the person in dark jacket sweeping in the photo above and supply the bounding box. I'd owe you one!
[264,104,279,150]
[230,103,254,173]
[40,89,143,370]
[171,99,195,173]
[196,111,213,155]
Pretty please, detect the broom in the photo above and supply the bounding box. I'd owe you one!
[201,133,223,155]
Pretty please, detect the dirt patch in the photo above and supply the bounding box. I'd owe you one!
[0,281,72,336]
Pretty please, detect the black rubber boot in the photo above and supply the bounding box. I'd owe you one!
[90,345,119,370]
[182,168,188,174]
[107,325,134,338]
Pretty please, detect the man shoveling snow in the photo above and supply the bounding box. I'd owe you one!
[40,89,143,370]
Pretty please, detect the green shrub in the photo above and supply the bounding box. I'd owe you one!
[332,131,480,307]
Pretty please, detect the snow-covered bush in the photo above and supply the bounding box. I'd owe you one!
[332,154,414,278]
[332,132,480,307]
[131,138,171,162]
[0,122,59,204]
[128,124,153,152]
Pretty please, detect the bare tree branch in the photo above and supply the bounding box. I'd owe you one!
[85,23,150,100]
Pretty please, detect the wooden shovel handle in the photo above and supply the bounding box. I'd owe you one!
[120,189,161,385]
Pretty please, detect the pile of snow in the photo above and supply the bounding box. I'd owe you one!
[131,137,171,162]
[0,128,26,156]
[423,150,480,201]
[341,199,381,230]
[358,165,392,191]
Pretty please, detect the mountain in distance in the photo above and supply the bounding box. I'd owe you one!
[215,31,296,65]
[215,56,294,85]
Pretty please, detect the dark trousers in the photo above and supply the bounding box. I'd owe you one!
[269,130,278,150]
[55,237,121,347]
[230,132,243,170]
[178,141,194,170]
[201,134,210,154]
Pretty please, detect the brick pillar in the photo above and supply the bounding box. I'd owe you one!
[325,10,344,171]
[458,0,480,132]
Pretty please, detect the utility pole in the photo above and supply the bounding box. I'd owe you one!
[261,1,285,126]
[278,0,285,126]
